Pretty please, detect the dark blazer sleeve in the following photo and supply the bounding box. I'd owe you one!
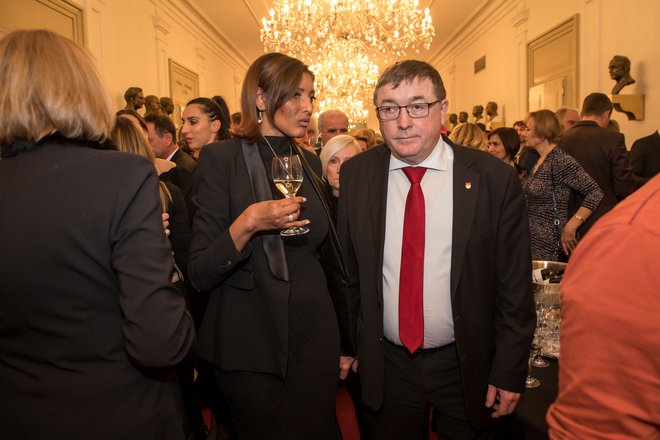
[164,181,191,274]
[187,141,251,293]
[487,165,536,392]
[111,159,195,367]
[610,133,643,198]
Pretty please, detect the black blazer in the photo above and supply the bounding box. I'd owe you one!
[161,148,197,193]
[337,138,535,429]
[187,138,354,378]
[560,120,642,235]
[629,130,660,179]
[0,139,195,439]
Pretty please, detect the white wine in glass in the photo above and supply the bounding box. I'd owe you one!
[272,155,309,236]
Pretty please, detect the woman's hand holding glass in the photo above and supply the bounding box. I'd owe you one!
[272,155,309,236]
[243,197,307,232]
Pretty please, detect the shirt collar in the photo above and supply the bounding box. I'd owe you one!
[389,136,452,172]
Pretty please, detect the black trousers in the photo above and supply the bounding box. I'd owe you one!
[364,341,495,440]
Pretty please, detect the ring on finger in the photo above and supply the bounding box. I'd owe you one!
[287,213,293,222]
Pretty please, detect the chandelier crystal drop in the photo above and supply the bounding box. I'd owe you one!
[261,0,435,124]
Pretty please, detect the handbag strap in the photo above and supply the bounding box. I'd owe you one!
[549,154,562,259]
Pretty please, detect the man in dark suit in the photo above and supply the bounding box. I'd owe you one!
[629,130,660,179]
[560,93,643,236]
[338,60,535,439]
[145,112,197,193]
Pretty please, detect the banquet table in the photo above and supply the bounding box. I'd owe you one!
[495,358,559,439]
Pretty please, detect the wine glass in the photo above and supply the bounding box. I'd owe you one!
[526,349,541,389]
[272,155,308,236]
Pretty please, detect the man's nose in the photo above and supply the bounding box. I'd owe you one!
[397,108,413,128]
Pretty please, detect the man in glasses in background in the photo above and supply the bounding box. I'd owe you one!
[338,60,535,439]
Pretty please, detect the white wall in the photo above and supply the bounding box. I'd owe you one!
[431,0,660,145]
[74,0,247,117]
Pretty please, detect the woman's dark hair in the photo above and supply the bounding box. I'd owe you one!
[185,97,228,142]
[488,127,520,161]
[234,52,314,142]
[211,96,232,140]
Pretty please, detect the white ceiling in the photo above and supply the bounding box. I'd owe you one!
[192,0,485,67]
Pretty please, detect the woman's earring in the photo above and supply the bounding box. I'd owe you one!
[257,110,263,125]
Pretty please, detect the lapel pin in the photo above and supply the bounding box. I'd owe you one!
[465,181,472,189]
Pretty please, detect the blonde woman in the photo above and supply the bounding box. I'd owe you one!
[449,122,487,151]
[319,134,362,220]
[0,29,194,439]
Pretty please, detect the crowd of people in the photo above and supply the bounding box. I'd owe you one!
[1,29,658,440]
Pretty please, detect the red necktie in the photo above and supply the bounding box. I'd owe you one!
[399,167,427,353]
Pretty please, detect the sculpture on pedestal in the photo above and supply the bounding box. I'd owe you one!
[609,55,635,95]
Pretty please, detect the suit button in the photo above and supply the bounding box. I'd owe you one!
[379,337,383,344]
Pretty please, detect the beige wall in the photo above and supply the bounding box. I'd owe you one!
[87,0,248,117]
[3,0,248,119]
[432,0,659,145]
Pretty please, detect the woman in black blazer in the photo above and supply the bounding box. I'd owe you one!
[0,30,195,439]
[187,53,354,439]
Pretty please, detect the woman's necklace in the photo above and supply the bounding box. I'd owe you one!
[263,135,295,179]
[262,135,293,160]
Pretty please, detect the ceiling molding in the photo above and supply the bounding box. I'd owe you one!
[429,0,520,67]
[164,0,251,70]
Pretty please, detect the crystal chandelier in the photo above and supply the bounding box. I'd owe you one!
[261,0,435,124]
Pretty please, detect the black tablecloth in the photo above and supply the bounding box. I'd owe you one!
[495,359,558,439]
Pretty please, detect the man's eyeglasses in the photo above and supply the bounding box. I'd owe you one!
[375,100,444,121]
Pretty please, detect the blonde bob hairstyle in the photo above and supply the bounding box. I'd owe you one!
[319,134,362,180]
[527,109,563,144]
[448,123,487,151]
[0,29,114,146]
[111,117,172,211]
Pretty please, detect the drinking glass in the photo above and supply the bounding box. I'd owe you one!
[272,155,308,236]
[526,349,541,389]
[532,288,551,367]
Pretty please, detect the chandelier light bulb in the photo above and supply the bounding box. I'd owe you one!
[260,0,435,122]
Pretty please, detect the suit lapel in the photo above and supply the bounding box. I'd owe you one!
[449,142,480,298]
[240,139,290,282]
[368,145,391,299]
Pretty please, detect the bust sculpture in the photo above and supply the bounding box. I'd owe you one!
[123,87,144,111]
[486,101,498,119]
[160,97,174,116]
[144,95,160,115]
[609,55,636,95]
[458,111,468,124]
[472,105,484,124]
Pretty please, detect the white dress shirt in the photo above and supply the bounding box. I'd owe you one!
[382,137,455,348]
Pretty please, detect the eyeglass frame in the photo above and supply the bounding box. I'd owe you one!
[375,100,445,121]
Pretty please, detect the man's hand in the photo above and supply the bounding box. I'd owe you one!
[339,356,358,380]
[485,384,521,418]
